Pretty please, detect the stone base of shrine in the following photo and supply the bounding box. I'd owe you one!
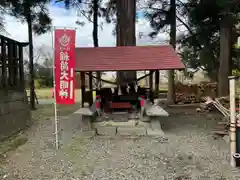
[72,108,166,137]
[92,120,164,137]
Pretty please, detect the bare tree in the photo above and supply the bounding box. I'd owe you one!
[23,45,52,76]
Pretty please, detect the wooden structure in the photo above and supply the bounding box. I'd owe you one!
[75,45,184,110]
[0,35,30,140]
[0,35,27,89]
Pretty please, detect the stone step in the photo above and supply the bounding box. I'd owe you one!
[92,120,150,129]
[150,118,162,130]
[96,126,117,136]
[95,112,140,122]
[117,127,146,136]
[94,126,164,137]
[95,126,147,136]
[147,128,164,137]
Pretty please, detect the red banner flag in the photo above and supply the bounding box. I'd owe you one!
[54,29,76,104]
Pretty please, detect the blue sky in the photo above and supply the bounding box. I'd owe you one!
[51,1,65,8]
[136,11,145,19]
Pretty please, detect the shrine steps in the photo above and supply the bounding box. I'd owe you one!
[91,118,164,137]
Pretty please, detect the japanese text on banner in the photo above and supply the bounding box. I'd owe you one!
[54,29,76,104]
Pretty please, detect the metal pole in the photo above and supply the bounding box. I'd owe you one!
[229,76,236,167]
[52,27,59,150]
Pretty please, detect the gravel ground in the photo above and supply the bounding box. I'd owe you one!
[1,107,240,180]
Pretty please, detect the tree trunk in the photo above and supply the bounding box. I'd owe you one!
[208,70,218,82]
[93,0,101,89]
[218,16,232,96]
[116,0,136,85]
[27,5,36,110]
[167,0,176,104]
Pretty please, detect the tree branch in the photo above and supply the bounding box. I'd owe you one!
[176,15,203,50]
[175,15,193,35]
[75,3,103,29]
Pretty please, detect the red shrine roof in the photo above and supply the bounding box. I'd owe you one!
[75,45,185,71]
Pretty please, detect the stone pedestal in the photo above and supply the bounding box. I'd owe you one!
[81,116,92,131]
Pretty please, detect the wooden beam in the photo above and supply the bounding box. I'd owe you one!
[0,34,28,46]
[85,71,154,86]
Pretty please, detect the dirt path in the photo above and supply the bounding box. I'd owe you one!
[1,108,240,180]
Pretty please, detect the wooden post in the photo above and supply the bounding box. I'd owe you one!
[145,71,148,86]
[149,70,153,91]
[80,72,85,107]
[8,42,13,86]
[1,36,7,88]
[149,71,154,103]
[18,45,24,90]
[89,71,93,106]
[229,76,236,168]
[12,43,18,87]
[155,70,159,98]
[96,72,101,89]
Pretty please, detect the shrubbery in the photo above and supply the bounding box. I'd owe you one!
[25,77,53,89]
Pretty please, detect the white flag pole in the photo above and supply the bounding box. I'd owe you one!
[237,36,240,48]
[229,76,236,167]
[52,27,59,150]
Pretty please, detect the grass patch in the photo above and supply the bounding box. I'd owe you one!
[26,88,82,100]
[26,88,96,101]
[34,88,54,99]
[0,134,28,158]
[159,89,168,93]
[32,103,81,121]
